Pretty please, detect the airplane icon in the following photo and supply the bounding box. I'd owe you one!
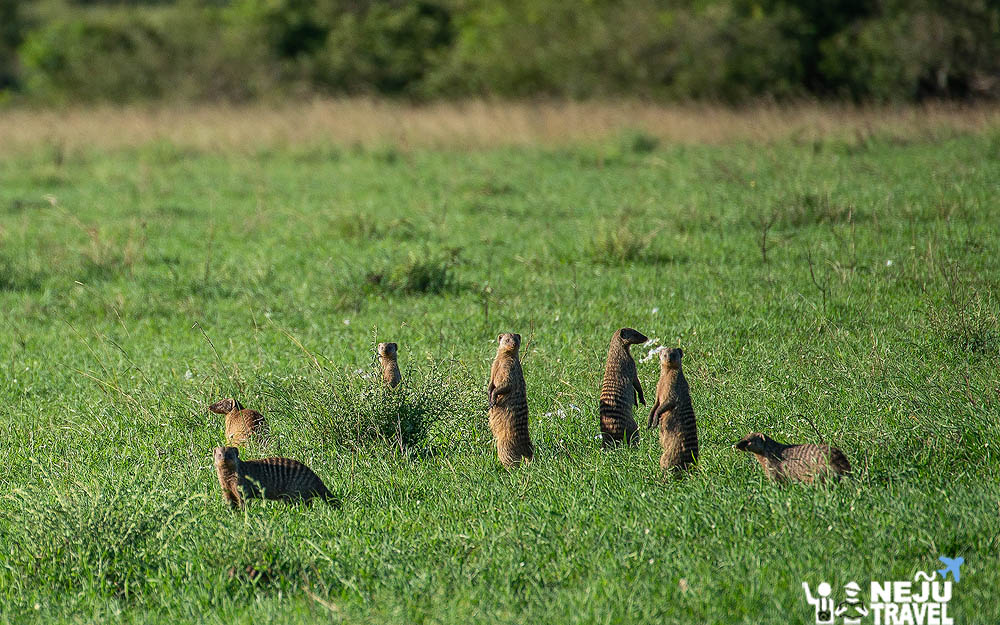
[937,556,964,583]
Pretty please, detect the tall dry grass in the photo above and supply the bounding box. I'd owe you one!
[0,99,998,155]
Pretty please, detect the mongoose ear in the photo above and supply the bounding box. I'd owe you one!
[497,334,503,343]
[513,333,521,345]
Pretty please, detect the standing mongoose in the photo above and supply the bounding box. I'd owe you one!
[598,327,648,448]
[733,432,851,484]
[377,342,402,388]
[213,446,335,510]
[209,398,269,447]
[648,347,698,474]
[487,333,534,468]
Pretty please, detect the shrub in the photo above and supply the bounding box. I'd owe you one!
[589,211,668,265]
[261,360,478,453]
[926,263,999,355]
[366,248,462,295]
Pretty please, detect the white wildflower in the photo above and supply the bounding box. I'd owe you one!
[886,260,893,266]
[343,318,351,325]
[184,370,193,381]
[651,307,659,314]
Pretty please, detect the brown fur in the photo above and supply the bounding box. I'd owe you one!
[487,333,533,468]
[209,398,269,447]
[648,348,698,474]
[598,328,648,447]
[734,432,852,484]
[377,342,402,388]
[213,446,334,510]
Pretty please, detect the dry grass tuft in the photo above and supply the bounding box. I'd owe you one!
[0,100,998,156]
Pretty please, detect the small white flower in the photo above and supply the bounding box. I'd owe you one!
[343,318,351,325]
[554,315,560,321]
[544,412,553,417]
[264,311,272,319]
[886,260,893,266]
[569,403,581,413]
[644,528,650,535]
[827,525,833,531]
[648,558,654,564]
[519,562,525,567]
[184,370,193,381]
[651,307,659,314]
[594,434,602,440]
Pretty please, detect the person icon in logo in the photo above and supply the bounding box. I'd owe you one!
[802,582,836,624]
[835,581,869,625]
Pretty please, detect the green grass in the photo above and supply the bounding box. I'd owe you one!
[1,130,999,624]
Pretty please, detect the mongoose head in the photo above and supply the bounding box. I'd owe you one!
[213,446,240,469]
[496,333,521,354]
[616,328,648,346]
[377,342,398,359]
[209,398,245,415]
[659,347,683,369]
[733,432,775,455]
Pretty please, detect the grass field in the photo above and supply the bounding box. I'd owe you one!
[1,104,999,624]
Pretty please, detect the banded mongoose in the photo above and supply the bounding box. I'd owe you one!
[209,398,269,447]
[487,333,534,468]
[598,327,648,448]
[377,342,402,388]
[733,432,851,484]
[648,347,698,473]
[213,446,335,509]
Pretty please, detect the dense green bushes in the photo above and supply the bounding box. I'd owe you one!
[4,0,999,102]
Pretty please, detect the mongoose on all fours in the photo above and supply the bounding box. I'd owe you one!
[733,432,851,484]
[487,333,534,468]
[648,347,698,474]
[598,327,648,448]
[209,398,269,447]
[377,342,402,388]
[213,446,335,510]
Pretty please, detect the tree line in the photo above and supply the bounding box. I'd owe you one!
[1,0,998,104]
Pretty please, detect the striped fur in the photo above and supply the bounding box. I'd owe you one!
[488,333,533,468]
[377,342,402,388]
[213,446,333,509]
[598,328,648,448]
[209,398,269,447]
[734,432,851,484]
[648,348,698,474]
